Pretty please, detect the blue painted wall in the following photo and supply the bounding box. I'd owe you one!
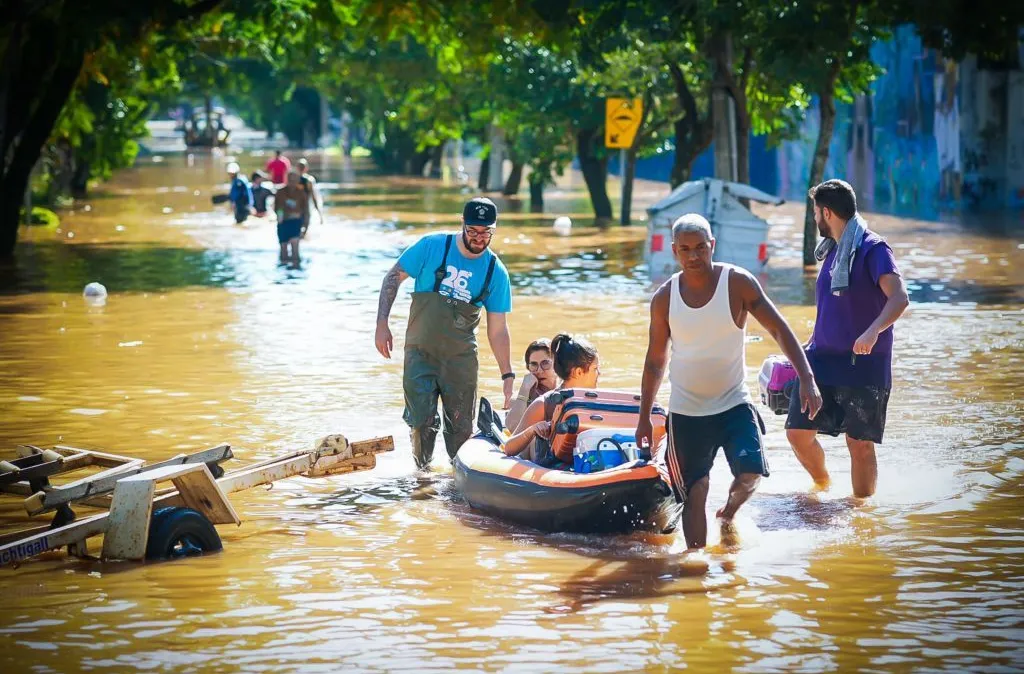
[608,134,778,195]
[606,25,1023,218]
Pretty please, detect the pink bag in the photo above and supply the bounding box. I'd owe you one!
[758,356,798,415]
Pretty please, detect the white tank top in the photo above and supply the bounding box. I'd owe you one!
[667,265,752,416]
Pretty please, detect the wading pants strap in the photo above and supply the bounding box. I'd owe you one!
[402,290,482,466]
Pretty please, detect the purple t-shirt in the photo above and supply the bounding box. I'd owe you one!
[807,230,900,388]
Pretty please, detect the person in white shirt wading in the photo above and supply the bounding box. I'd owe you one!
[636,214,823,549]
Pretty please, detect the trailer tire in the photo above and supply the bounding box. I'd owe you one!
[146,507,222,560]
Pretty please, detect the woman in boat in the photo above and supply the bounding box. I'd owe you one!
[504,338,559,430]
[502,333,600,461]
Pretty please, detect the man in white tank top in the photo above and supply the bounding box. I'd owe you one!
[637,214,822,549]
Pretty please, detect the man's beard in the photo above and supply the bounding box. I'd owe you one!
[816,216,830,239]
[463,231,488,254]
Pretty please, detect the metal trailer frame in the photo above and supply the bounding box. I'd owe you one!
[0,434,394,566]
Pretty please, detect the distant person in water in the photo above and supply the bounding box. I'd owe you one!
[297,157,323,237]
[250,171,274,218]
[275,171,308,266]
[265,150,291,185]
[226,162,252,224]
[785,179,910,498]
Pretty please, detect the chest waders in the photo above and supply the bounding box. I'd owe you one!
[403,235,497,468]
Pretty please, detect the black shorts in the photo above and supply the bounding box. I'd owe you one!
[234,205,249,224]
[277,218,302,243]
[784,380,890,443]
[666,403,768,500]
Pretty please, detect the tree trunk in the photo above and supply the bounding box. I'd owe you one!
[503,161,523,196]
[709,33,735,182]
[1,1,224,257]
[804,88,837,266]
[428,143,444,179]
[529,179,544,212]
[0,26,86,257]
[477,150,490,190]
[734,106,751,207]
[576,128,612,220]
[667,61,713,189]
[670,115,714,189]
[620,148,637,226]
[49,141,74,203]
[735,110,750,186]
[410,149,431,176]
[71,154,90,198]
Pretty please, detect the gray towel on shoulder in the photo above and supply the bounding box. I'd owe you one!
[813,213,867,296]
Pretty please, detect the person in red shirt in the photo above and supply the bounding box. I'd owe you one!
[265,150,291,185]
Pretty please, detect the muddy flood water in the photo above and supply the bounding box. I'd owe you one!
[1,153,1022,672]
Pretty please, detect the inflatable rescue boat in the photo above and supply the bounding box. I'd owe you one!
[453,392,677,534]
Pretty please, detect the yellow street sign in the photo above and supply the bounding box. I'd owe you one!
[605,97,643,149]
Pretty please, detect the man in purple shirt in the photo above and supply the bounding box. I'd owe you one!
[785,179,910,497]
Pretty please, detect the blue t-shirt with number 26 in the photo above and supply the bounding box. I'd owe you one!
[397,232,512,313]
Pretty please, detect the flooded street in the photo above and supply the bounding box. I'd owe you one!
[1,152,1022,672]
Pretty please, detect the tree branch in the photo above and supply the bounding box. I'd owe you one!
[739,46,753,92]
[164,0,226,24]
[668,60,699,125]
[718,47,750,120]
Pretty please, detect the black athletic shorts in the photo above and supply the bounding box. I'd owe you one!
[666,403,769,501]
[277,218,302,243]
[784,379,890,443]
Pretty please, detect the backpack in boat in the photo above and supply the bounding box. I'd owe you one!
[544,389,668,464]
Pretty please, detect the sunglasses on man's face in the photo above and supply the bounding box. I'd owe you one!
[528,359,553,371]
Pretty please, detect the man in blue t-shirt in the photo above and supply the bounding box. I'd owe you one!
[375,197,515,469]
[785,179,910,498]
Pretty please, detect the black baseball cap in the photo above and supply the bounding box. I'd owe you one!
[463,197,498,226]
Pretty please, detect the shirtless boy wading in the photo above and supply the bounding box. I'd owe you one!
[637,214,822,549]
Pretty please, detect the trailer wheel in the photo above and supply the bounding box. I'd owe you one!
[145,507,222,560]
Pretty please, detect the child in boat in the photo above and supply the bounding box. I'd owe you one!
[502,333,600,462]
[504,338,558,430]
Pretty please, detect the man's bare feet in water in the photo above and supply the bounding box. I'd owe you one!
[718,517,741,551]
[716,473,760,521]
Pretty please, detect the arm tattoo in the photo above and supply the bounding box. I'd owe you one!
[377,265,403,323]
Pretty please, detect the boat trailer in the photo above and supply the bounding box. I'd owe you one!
[0,434,394,566]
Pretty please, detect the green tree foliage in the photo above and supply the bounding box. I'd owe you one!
[487,38,590,210]
[44,40,181,199]
[1,0,230,257]
[892,0,1024,63]
[3,0,1019,257]
[758,0,889,265]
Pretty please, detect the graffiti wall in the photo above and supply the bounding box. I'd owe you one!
[626,26,1023,217]
[777,26,1024,217]
[1007,70,1024,208]
[779,26,949,217]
